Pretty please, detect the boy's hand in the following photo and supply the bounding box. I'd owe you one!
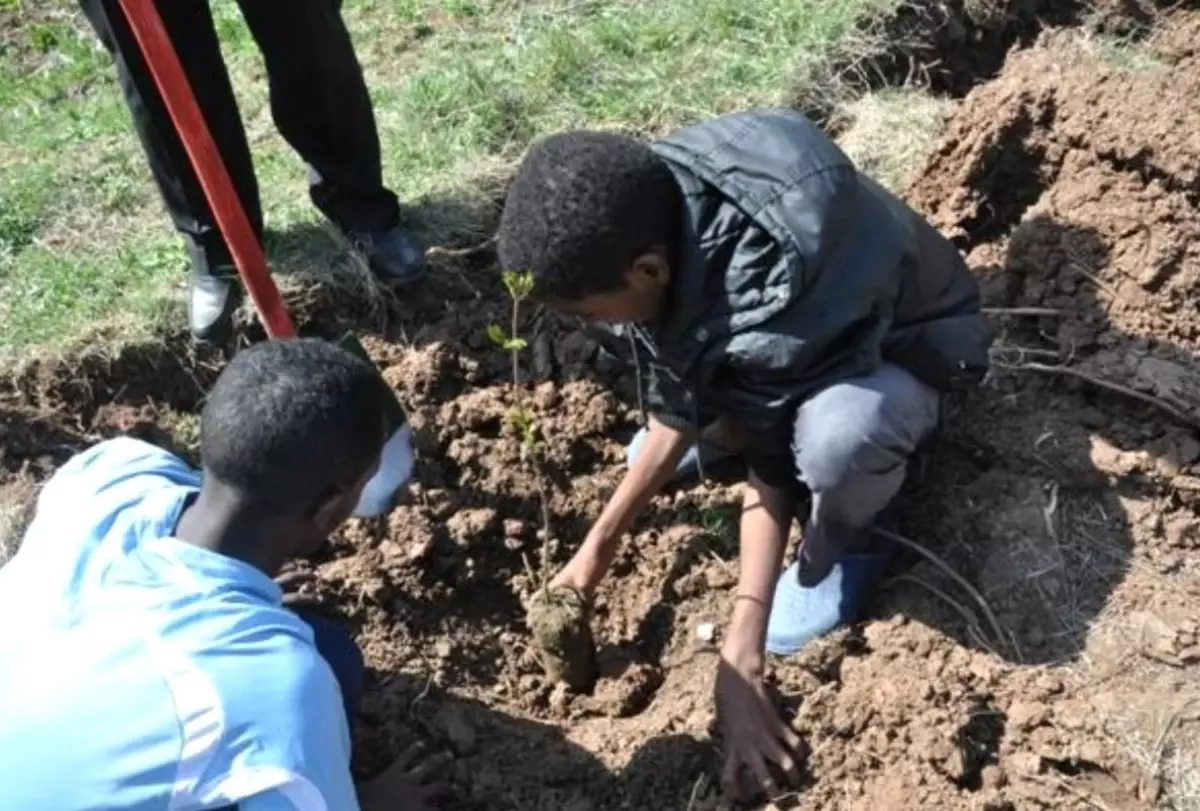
[549,550,604,601]
[715,470,801,801]
[716,646,803,802]
[358,742,452,811]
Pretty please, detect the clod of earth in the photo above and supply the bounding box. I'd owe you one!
[525,586,599,694]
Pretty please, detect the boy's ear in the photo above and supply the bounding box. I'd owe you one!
[630,250,670,288]
[309,481,358,535]
[309,488,344,531]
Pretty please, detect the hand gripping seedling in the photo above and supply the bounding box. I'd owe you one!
[116,0,412,516]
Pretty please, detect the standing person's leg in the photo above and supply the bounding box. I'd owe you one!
[76,0,262,341]
[236,0,425,285]
[765,363,940,655]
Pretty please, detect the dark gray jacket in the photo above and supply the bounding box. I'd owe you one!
[632,109,991,447]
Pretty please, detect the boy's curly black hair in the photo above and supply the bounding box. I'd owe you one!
[497,130,682,302]
[200,338,386,514]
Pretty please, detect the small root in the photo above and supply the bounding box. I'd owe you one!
[424,237,496,260]
[886,572,999,658]
[685,774,709,811]
[995,360,1199,429]
[873,526,1016,661]
[1028,773,1116,811]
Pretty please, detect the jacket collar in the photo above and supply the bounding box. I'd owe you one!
[649,164,721,372]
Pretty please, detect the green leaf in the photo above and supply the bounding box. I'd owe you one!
[486,324,508,347]
[503,337,528,351]
[502,269,535,300]
[508,406,535,431]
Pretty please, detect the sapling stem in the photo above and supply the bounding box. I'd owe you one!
[511,290,521,390]
[491,271,554,597]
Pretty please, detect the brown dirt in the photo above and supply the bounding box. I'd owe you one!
[4,7,1200,810]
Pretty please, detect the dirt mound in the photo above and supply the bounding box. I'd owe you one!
[4,9,1200,811]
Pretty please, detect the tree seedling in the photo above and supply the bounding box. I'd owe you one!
[488,270,552,592]
[489,270,597,693]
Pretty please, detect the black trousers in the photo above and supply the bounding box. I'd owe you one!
[79,0,401,276]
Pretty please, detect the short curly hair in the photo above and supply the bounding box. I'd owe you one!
[200,338,386,513]
[497,130,682,302]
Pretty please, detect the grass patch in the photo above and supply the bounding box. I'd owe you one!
[1090,32,1167,74]
[1,0,901,361]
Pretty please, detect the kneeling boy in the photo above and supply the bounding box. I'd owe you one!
[0,339,443,811]
[496,109,991,796]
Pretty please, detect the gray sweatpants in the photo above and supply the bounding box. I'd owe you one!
[783,363,940,585]
[629,363,940,582]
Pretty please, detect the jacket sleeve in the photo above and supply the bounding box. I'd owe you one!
[645,361,695,431]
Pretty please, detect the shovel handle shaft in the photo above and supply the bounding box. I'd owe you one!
[117,0,297,339]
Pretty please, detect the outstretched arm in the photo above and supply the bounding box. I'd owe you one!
[551,415,693,598]
[716,471,802,800]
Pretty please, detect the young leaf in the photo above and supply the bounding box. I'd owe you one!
[486,324,508,347]
[502,269,536,300]
[501,270,520,298]
[512,271,535,299]
[504,337,528,352]
[509,406,534,431]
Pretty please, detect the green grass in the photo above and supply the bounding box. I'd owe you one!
[1091,32,1167,74]
[0,0,899,361]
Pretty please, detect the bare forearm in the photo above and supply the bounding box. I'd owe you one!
[571,417,692,593]
[725,472,794,657]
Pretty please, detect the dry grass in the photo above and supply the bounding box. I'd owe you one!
[836,87,952,191]
[1108,700,1200,810]
[0,476,37,568]
[1062,560,1200,811]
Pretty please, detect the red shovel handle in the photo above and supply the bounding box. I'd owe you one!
[117,0,297,339]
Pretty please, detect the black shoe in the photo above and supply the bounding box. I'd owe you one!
[188,273,241,343]
[349,226,426,287]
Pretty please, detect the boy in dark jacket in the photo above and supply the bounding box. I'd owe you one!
[497,109,991,797]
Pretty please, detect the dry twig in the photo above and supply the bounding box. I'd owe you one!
[983,306,1061,317]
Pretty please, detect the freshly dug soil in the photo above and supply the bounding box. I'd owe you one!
[4,8,1200,811]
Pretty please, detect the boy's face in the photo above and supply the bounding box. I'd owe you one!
[552,251,670,325]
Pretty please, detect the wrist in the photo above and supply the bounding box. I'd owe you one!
[721,637,764,675]
[723,594,769,659]
[555,535,613,598]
